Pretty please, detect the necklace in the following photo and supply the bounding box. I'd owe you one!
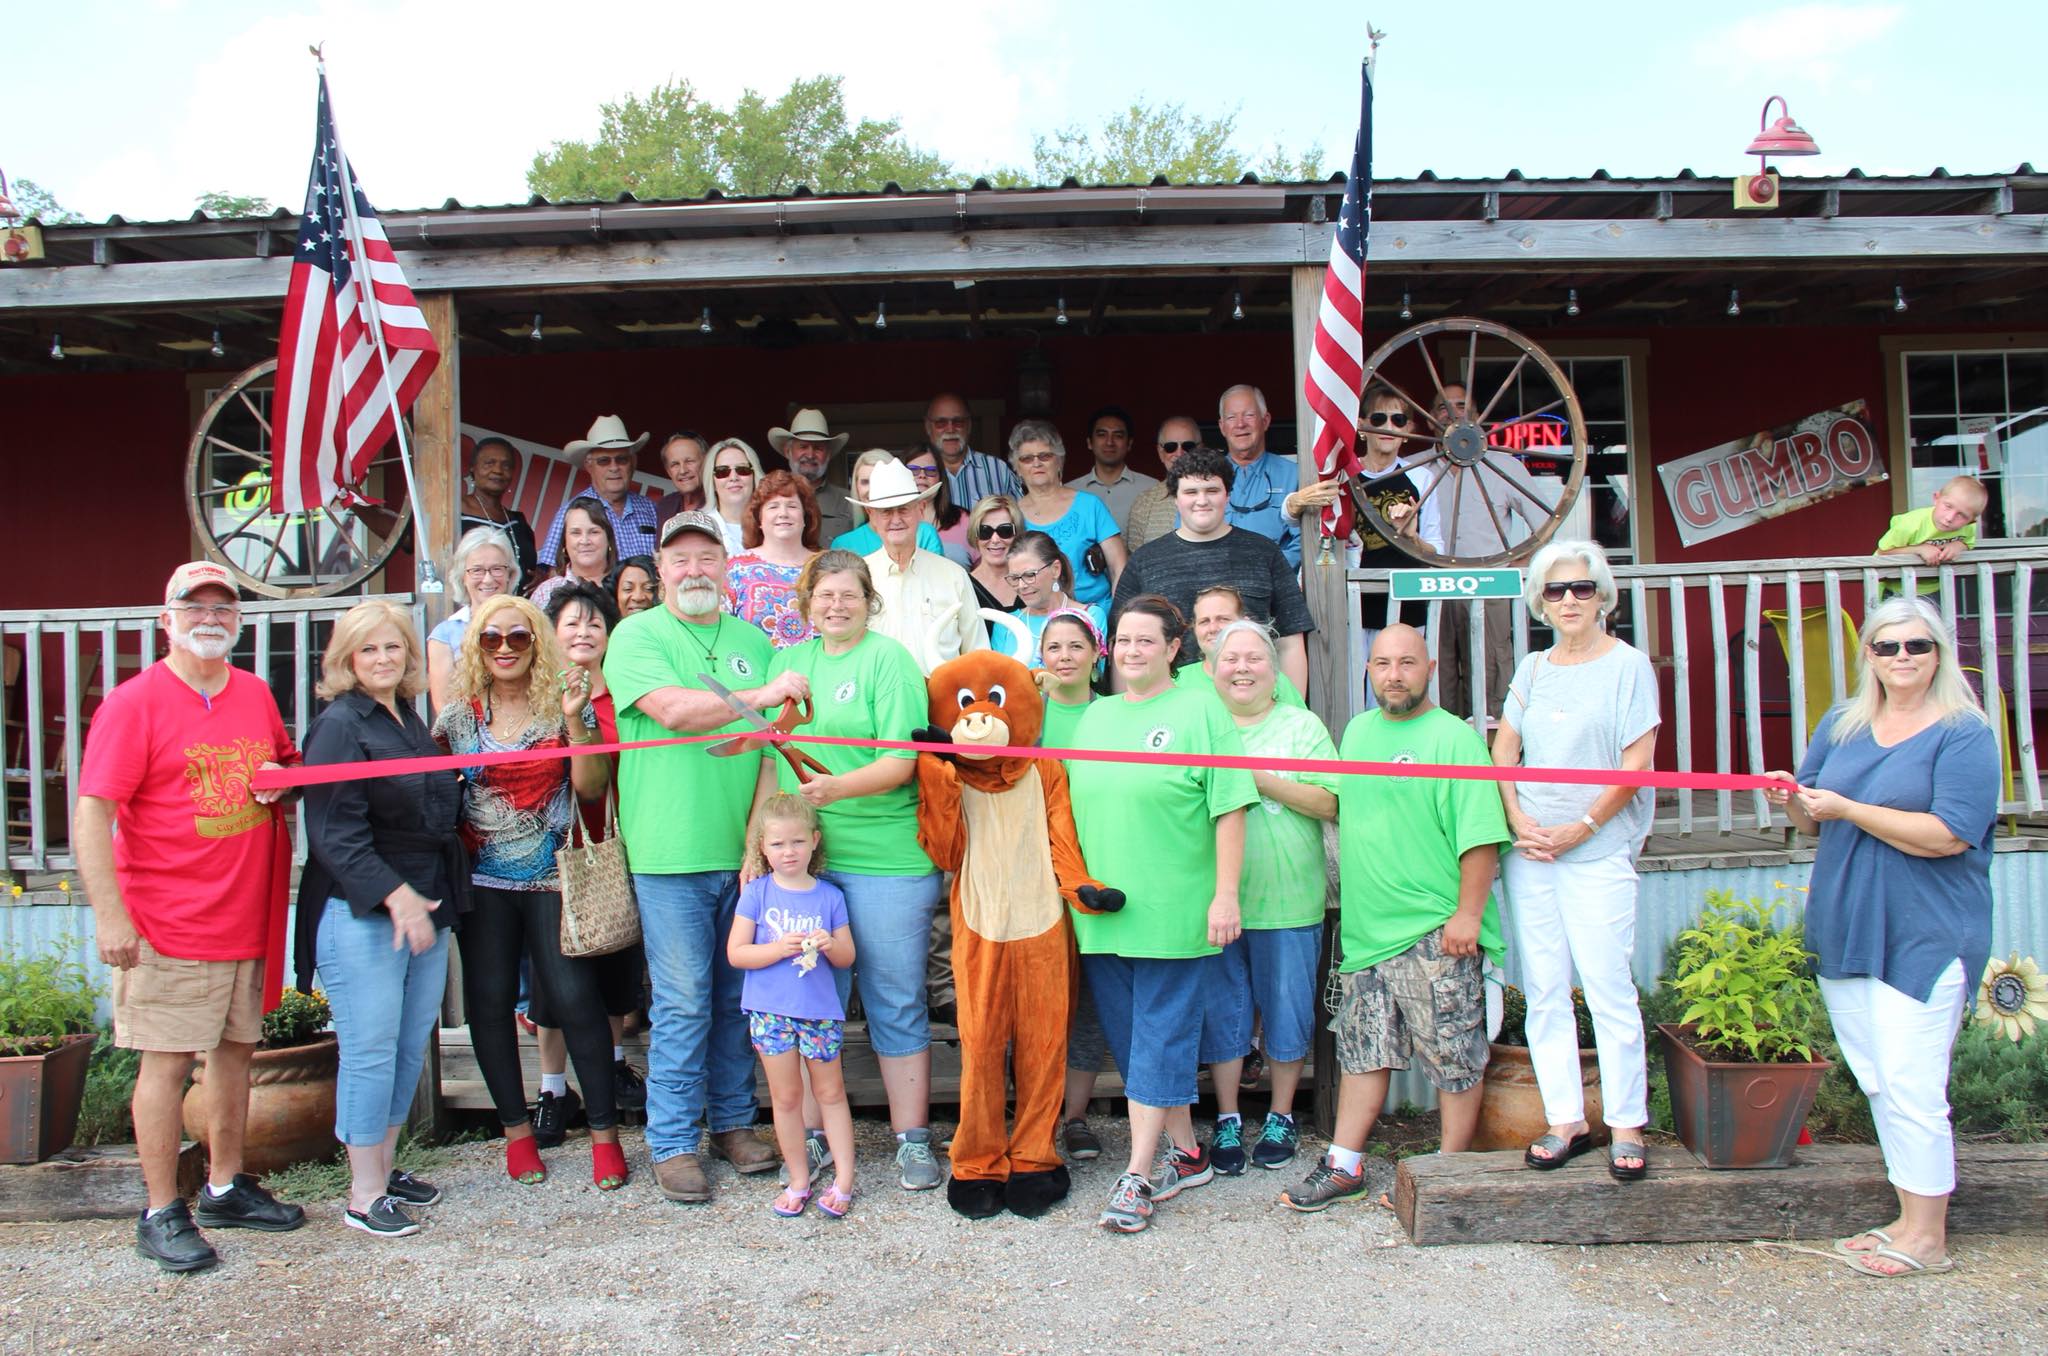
[679,615,726,667]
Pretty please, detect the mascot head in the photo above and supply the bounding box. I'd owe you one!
[926,652,1041,781]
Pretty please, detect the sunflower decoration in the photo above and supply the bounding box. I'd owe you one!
[1976,954,2048,1043]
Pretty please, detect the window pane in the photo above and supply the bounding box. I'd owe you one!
[2007,351,2048,413]
[1907,355,1956,414]
[1571,359,1627,423]
[1957,354,2006,414]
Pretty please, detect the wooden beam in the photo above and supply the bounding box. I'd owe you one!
[812,287,863,339]
[0,1142,205,1223]
[413,293,461,628]
[1082,278,1115,336]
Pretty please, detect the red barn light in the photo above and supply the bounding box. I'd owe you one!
[1746,96,1820,158]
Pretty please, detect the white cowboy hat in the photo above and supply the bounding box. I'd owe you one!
[848,457,939,510]
[563,414,649,466]
[766,408,851,456]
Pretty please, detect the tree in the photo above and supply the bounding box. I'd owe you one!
[195,191,274,218]
[6,178,83,224]
[1004,99,1325,186]
[528,75,956,200]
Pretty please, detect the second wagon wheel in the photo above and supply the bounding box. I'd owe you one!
[186,358,413,599]
[1346,317,1588,568]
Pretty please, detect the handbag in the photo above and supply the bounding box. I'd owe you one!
[556,791,640,958]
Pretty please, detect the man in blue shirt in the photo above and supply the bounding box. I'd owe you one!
[538,415,660,565]
[926,391,1022,509]
[1218,384,1301,569]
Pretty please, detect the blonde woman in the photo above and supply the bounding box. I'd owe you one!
[705,436,767,555]
[437,595,625,1191]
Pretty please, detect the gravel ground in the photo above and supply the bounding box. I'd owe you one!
[3,1120,2042,1355]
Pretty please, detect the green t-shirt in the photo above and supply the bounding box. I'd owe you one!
[1335,706,1509,971]
[1041,695,1093,753]
[1068,686,1259,959]
[1175,661,1306,709]
[1236,704,1339,930]
[765,632,933,877]
[1878,506,1978,595]
[602,608,775,875]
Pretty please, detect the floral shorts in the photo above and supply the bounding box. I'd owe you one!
[747,1010,844,1062]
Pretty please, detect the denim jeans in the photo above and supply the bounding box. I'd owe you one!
[634,871,757,1160]
[314,896,449,1147]
[821,870,943,1058]
[1197,924,1324,1065]
[1082,951,1205,1109]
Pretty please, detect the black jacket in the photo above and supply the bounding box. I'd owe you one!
[294,689,468,991]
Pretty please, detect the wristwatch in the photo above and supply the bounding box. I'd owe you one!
[1581,813,1601,833]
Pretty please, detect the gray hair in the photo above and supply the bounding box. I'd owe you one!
[1218,384,1269,419]
[451,524,517,607]
[1210,616,1280,667]
[1006,419,1065,467]
[1524,538,1618,620]
[1829,596,1988,744]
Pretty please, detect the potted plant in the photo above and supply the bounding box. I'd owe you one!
[1657,890,1831,1169]
[0,950,101,1163]
[1474,985,1605,1152]
[183,988,338,1174]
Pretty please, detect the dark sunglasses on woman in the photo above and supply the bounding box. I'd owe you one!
[1540,580,1600,602]
[1365,411,1411,428]
[1869,638,1936,657]
[976,523,1016,541]
[478,628,535,653]
[711,465,754,480]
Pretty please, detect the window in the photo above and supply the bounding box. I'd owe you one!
[1902,348,2048,540]
[1466,354,1637,563]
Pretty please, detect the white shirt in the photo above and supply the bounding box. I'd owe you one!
[863,547,991,675]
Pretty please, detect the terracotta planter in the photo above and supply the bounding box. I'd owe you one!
[182,1035,338,1175]
[0,1031,96,1164]
[1657,1022,1830,1169]
[1473,1042,1607,1152]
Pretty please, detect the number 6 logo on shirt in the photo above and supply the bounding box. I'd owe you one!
[1144,726,1174,752]
[728,654,755,679]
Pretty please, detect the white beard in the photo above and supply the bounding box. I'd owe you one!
[171,626,239,661]
[676,581,722,615]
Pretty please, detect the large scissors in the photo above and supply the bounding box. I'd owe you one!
[700,673,832,785]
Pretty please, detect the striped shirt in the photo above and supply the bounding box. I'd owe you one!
[536,493,660,566]
[943,449,1023,510]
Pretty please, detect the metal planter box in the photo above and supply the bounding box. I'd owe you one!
[1658,1022,1831,1169]
[0,1032,96,1164]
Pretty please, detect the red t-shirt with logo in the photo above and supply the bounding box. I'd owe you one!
[79,662,294,960]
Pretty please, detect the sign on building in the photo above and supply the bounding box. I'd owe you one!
[1657,399,1884,547]
[1390,569,1524,601]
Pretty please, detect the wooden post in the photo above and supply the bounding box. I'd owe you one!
[413,292,461,630]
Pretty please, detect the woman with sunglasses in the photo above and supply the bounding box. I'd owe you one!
[705,437,766,555]
[1007,420,1126,608]
[904,446,973,567]
[1491,540,1660,1183]
[992,533,1105,668]
[965,495,1023,615]
[437,595,627,1191]
[530,496,618,612]
[1764,597,1997,1279]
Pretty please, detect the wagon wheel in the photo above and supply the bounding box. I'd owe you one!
[185,358,412,599]
[1347,317,1587,568]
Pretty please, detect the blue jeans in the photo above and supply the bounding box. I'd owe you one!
[1197,924,1324,1065]
[315,896,449,1147]
[821,870,943,1059]
[1082,952,1205,1109]
[635,871,758,1160]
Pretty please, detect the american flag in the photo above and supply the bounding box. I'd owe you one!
[273,73,437,514]
[1303,61,1374,541]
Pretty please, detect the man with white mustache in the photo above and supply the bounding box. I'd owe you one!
[74,561,304,1273]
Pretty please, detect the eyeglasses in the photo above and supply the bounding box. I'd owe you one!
[711,464,755,480]
[464,565,510,580]
[1365,411,1411,428]
[1158,440,1202,454]
[929,414,970,428]
[975,522,1016,541]
[1540,580,1600,602]
[1015,451,1058,466]
[1869,638,1937,657]
[906,463,943,480]
[171,603,239,621]
[585,453,635,469]
[1004,564,1054,587]
[478,628,535,653]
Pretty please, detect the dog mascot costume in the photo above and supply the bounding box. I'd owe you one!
[914,651,1123,1218]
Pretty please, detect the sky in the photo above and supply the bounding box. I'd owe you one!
[10,0,2045,222]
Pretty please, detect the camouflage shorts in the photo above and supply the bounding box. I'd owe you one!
[1330,926,1487,1092]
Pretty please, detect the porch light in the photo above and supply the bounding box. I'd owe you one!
[874,300,887,330]
[1726,288,1741,317]
[1566,288,1581,318]
[1231,291,1244,322]
[528,313,543,343]
[1745,96,1821,159]
[1399,289,1412,321]
[699,306,713,334]
[49,331,63,360]
[1057,294,1070,326]
[210,328,225,358]
[1894,285,1908,313]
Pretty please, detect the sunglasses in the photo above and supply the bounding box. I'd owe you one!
[1158,440,1202,454]
[906,463,943,479]
[585,453,635,469]
[1540,580,1600,602]
[1365,411,1411,428]
[711,464,754,480]
[975,522,1016,541]
[478,628,535,653]
[1869,638,1937,657]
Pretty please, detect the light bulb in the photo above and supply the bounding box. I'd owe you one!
[529,313,543,342]
[1726,288,1741,318]
[1566,288,1581,318]
[1231,291,1245,322]
[1893,285,1908,314]
[874,300,887,330]
[1056,294,1069,326]
[49,332,64,360]
[210,328,225,358]
[699,306,713,334]
[1399,290,1412,321]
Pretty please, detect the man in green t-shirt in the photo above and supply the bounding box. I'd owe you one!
[1280,624,1509,1213]
[602,510,809,1204]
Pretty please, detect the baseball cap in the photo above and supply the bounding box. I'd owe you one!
[164,561,237,605]
[659,509,726,548]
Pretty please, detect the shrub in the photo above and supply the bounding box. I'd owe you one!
[1947,1017,2048,1140]
[74,1035,140,1147]
[0,949,101,1057]
[1663,889,1819,1063]
[261,988,332,1050]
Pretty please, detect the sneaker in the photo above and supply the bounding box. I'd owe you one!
[1060,1118,1102,1162]
[343,1195,420,1237]
[385,1170,443,1207]
[1278,1159,1369,1213]
[1097,1172,1155,1233]
[1147,1143,1214,1202]
[1251,1112,1301,1170]
[613,1060,648,1112]
[530,1086,582,1149]
[895,1128,946,1191]
[192,1174,306,1232]
[135,1199,219,1273]
[1207,1117,1248,1175]
[779,1132,834,1186]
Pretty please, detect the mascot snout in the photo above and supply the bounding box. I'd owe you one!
[952,708,1011,760]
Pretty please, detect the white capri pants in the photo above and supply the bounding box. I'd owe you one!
[1818,959,1967,1197]
[1503,851,1648,1129]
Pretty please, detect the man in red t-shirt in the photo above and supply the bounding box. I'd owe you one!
[74,561,306,1272]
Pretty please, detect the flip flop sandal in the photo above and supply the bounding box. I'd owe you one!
[1833,1227,1893,1256]
[1845,1247,1954,1279]
[1524,1131,1593,1171]
[814,1184,853,1219]
[771,1187,812,1218]
[1607,1140,1648,1181]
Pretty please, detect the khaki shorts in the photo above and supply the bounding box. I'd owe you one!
[112,939,265,1053]
[1331,926,1487,1092]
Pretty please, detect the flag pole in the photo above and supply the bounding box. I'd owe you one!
[318,55,444,594]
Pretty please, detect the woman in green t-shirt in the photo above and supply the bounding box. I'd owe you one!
[1198,618,1338,1175]
[1067,595,1256,1232]
[748,550,948,1192]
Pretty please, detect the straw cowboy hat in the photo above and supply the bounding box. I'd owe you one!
[563,414,649,467]
[766,408,851,456]
[848,456,939,510]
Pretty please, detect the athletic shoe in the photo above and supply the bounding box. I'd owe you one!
[1207,1117,1248,1175]
[1278,1159,1369,1213]
[135,1200,218,1273]
[1060,1118,1103,1162]
[385,1170,443,1207]
[1251,1112,1301,1170]
[192,1174,306,1232]
[343,1195,421,1238]
[530,1087,582,1149]
[779,1131,835,1186]
[1147,1143,1215,1202]
[895,1128,946,1190]
[1097,1172,1155,1233]
[613,1060,648,1112]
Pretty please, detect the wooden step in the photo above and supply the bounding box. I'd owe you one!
[0,1142,206,1223]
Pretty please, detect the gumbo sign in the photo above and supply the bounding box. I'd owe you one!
[1658,399,1885,547]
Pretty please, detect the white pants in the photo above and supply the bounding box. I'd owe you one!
[1503,852,1648,1129]
[1819,960,1967,1197]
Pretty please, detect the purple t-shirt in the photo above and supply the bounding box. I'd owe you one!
[736,876,849,1020]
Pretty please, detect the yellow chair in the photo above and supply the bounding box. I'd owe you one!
[1961,666,2018,833]
[1764,607,1864,737]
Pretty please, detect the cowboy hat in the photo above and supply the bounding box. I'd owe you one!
[766,408,850,457]
[564,414,649,466]
[847,457,939,511]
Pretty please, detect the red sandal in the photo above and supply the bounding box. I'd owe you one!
[506,1135,546,1184]
[593,1141,628,1191]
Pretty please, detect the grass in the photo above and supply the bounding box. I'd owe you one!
[268,1127,486,1202]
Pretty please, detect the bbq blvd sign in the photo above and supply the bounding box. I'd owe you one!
[1391,569,1524,601]
[1658,399,1885,547]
